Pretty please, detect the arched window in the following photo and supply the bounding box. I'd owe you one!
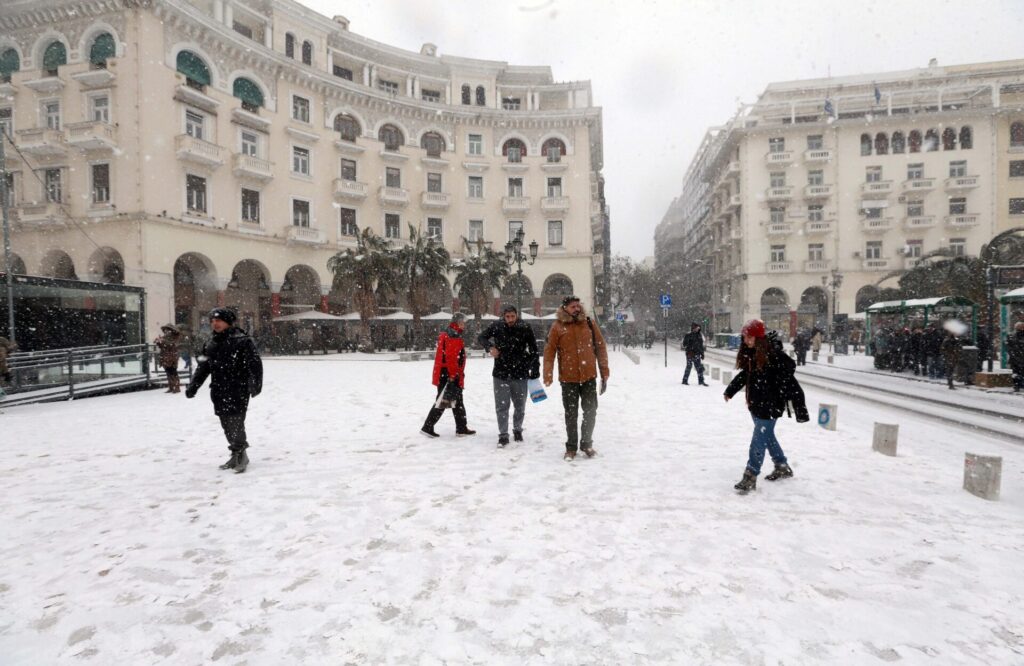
[461,84,471,105]
[874,132,889,155]
[0,48,19,83]
[334,114,360,142]
[1011,122,1024,147]
[502,138,526,162]
[42,41,67,77]
[176,50,211,88]
[232,77,263,111]
[860,133,872,156]
[959,126,973,150]
[420,132,445,157]
[378,124,404,151]
[285,33,295,58]
[89,33,116,68]
[301,40,312,65]
[891,131,905,154]
[908,130,922,153]
[942,127,957,150]
[475,85,485,106]
[542,138,566,162]
[924,129,939,152]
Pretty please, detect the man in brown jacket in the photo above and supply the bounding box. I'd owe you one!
[543,296,610,460]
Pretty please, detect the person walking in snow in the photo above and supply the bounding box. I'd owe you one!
[681,322,708,386]
[810,328,823,356]
[543,296,610,461]
[940,328,963,390]
[1007,321,1024,392]
[724,319,803,493]
[185,308,263,473]
[421,312,476,438]
[155,324,183,393]
[477,304,539,447]
[792,328,811,366]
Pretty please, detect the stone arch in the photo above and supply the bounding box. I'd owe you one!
[497,132,532,157]
[759,287,790,333]
[230,74,266,111]
[169,43,220,88]
[87,247,124,284]
[173,252,219,331]
[40,249,77,279]
[3,251,26,275]
[31,31,69,71]
[0,40,24,82]
[280,264,321,309]
[798,286,829,330]
[375,121,408,150]
[225,259,272,333]
[418,128,452,156]
[228,70,271,108]
[540,133,571,159]
[327,107,367,137]
[541,273,574,313]
[78,22,122,64]
[855,284,880,312]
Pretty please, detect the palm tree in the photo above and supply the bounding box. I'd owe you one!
[396,223,451,346]
[452,239,509,324]
[327,227,397,351]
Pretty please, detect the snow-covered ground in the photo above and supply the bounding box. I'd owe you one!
[1,350,1023,664]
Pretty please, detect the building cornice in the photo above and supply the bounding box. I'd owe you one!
[0,0,132,30]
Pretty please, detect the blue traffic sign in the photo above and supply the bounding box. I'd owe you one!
[659,294,672,308]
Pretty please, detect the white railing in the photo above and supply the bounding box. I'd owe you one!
[766,150,793,163]
[804,149,832,162]
[421,191,451,208]
[804,260,830,272]
[862,180,893,195]
[378,186,409,205]
[334,179,368,199]
[175,134,224,165]
[766,222,792,235]
[804,184,834,198]
[766,261,792,273]
[766,186,793,200]
[945,214,979,227]
[903,178,935,191]
[805,221,833,234]
[286,226,325,244]
[540,196,570,212]
[862,258,890,270]
[66,121,116,147]
[232,154,272,178]
[502,196,531,212]
[862,217,893,232]
[945,176,979,189]
[904,215,935,229]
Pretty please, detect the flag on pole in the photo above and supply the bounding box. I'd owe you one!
[874,84,881,105]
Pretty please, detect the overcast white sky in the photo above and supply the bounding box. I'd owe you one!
[300,0,1024,259]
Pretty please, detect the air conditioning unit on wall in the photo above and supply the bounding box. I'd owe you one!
[853,251,862,258]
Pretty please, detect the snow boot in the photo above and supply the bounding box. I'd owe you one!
[498,434,509,448]
[581,447,598,458]
[698,380,709,386]
[420,426,440,438]
[765,463,794,482]
[563,450,576,461]
[234,450,249,474]
[734,470,757,493]
[219,452,238,470]
[455,427,476,437]
[513,430,523,442]
[681,380,689,385]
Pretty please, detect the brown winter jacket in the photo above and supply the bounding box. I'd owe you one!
[543,304,609,384]
[155,326,181,369]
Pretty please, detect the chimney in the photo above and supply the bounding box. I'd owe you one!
[333,15,349,30]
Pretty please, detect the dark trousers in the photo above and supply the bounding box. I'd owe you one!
[423,383,468,431]
[219,412,249,452]
[1011,364,1024,391]
[683,354,704,383]
[561,378,598,452]
[795,350,807,366]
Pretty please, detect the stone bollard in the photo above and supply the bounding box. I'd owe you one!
[827,355,834,364]
[872,423,899,456]
[963,453,1002,501]
[711,367,720,380]
[722,370,732,385]
[817,403,838,430]
[812,351,819,362]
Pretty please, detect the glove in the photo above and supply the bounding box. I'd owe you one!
[599,378,607,395]
[185,387,196,399]
[529,366,540,380]
[250,387,261,398]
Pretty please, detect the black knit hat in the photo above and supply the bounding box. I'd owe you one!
[208,307,237,325]
[561,295,581,307]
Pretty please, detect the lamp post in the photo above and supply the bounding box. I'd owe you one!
[821,268,844,350]
[504,228,538,314]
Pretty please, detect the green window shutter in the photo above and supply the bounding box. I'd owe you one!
[0,49,19,81]
[42,42,67,73]
[232,78,263,108]
[175,50,211,86]
[89,33,116,65]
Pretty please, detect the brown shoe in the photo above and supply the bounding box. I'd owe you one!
[563,451,576,461]
[581,448,597,458]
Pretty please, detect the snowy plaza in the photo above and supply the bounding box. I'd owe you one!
[1,349,1022,664]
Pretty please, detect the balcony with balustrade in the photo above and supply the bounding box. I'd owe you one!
[804,184,834,199]
[805,219,834,234]
[766,261,792,273]
[861,180,893,197]
[541,196,570,212]
[333,178,368,200]
[862,217,893,233]
[903,177,935,192]
[903,215,936,230]
[804,148,832,162]
[175,134,225,167]
[766,222,793,235]
[945,214,979,228]
[804,260,831,272]
[285,226,325,245]
[378,186,410,207]
[862,257,891,270]
[421,191,451,209]
[502,196,531,213]
[66,121,117,152]
[765,186,793,201]
[232,154,273,181]
[15,127,67,156]
[765,150,793,165]
[16,202,65,226]
[945,175,979,191]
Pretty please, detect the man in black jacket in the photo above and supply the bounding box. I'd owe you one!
[1008,322,1024,392]
[681,322,708,385]
[185,308,263,472]
[477,304,539,447]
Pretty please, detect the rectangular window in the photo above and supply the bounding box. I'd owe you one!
[377,79,399,95]
[386,167,401,188]
[865,240,882,260]
[292,96,310,123]
[468,219,483,242]
[385,213,400,239]
[547,220,563,246]
[501,97,521,111]
[186,174,206,213]
[43,101,61,130]
[866,166,882,183]
[806,135,823,150]
[241,188,260,223]
[1010,160,1024,178]
[508,178,523,197]
[339,207,357,236]
[90,95,109,123]
[907,200,925,217]
[768,137,785,153]
[545,143,562,162]
[907,163,924,180]
[421,89,441,103]
[427,173,442,193]
[468,176,483,198]
[808,243,824,261]
[91,164,110,204]
[949,238,966,257]
[949,197,966,215]
[770,207,785,224]
[292,199,310,227]
[507,144,522,163]
[0,108,11,138]
[240,131,258,157]
[185,110,204,140]
[427,217,442,239]
[906,239,923,258]
[42,168,61,203]
[341,158,357,181]
[807,205,823,222]
[769,172,785,187]
[232,21,253,39]
[508,220,523,241]
[770,245,786,262]
[1010,198,1024,215]
[807,170,823,186]
[949,160,967,178]
[547,177,562,197]
[292,146,310,175]
[864,207,883,219]
[468,134,483,156]
[333,65,353,80]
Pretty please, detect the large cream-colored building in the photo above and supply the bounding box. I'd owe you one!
[658,59,1024,335]
[0,0,608,340]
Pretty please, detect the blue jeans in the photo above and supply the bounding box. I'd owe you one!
[746,415,787,476]
[683,354,704,383]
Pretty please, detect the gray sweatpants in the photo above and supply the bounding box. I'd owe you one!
[493,377,528,436]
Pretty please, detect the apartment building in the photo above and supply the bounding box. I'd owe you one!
[0,0,608,339]
[661,59,1024,335]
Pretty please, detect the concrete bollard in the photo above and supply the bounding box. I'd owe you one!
[827,355,834,364]
[711,367,720,380]
[722,370,732,385]
[817,403,838,430]
[812,351,819,362]
[872,423,899,456]
[963,453,1002,501]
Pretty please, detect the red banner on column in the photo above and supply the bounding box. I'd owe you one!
[271,293,281,318]
[321,295,329,313]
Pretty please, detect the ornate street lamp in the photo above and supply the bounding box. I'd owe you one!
[821,268,844,348]
[504,228,538,313]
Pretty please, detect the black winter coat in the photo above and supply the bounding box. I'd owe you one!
[725,342,807,421]
[1007,331,1024,368]
[682,330,705,357]
[476,321,539,380]
[189,327,263,415]
[924,329,943,356]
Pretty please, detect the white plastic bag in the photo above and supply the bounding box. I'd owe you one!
[528,378,547,403]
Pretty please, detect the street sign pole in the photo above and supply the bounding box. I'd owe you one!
[663,307,668,367]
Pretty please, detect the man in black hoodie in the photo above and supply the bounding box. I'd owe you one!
[681,322,708,385]
[185,308,263,473]
[477,304,540,447]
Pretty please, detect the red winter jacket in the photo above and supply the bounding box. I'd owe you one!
[431,324,466,388]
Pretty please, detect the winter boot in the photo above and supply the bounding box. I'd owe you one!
[513,430,523,442]
[765,463,794,482]
[234,450,249,474]
[580,447,598,458]
[734,470,757,493]
[698,379,709,386]
[681,380,689,385]
[498,434,510,448]
[455,427,476,437]
[563,450,576,461]
[420,425,440,438]
[219,451,238,470]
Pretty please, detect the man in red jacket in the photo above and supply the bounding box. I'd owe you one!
[420,312,477,438]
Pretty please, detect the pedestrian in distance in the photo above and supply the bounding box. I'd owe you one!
[477,304,540,447]
[792,328,811,366]
[543,296,610,461]
[185,308,263,473]
[724,319,808,493]
[1007,321,1024,392]
[940,328,963,390]
[924,323,943,379]
[0,335,16,385]
[681,322,709,386]
[810,328,823,356]
[908,326,924,376]
[155,324,183,393]
[421,312,476,438]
